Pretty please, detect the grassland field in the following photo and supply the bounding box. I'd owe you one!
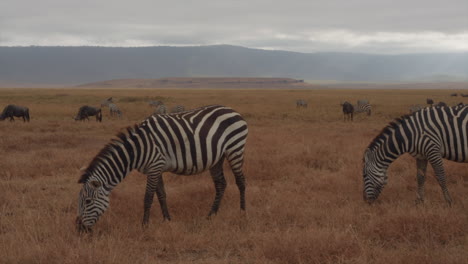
[0,87,467,264]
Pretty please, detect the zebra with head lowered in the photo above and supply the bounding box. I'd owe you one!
[296,99,308,108]
[76,105,248,232]
[355,100,372,116]
[0,105,30,122]
[170,105,185,113]
[74,106,102,122]
[362,105,468,205]
[101,97,122,118]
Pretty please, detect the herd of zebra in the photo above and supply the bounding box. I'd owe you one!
[1,95,466,233]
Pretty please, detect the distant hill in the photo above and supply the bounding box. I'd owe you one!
[77,77,318,89]
[0,45,467,86]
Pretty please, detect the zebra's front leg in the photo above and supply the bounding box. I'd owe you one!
[143,174,170,226]
[415,158,428,204]
[428,155,452,205]
[208,159,227,217]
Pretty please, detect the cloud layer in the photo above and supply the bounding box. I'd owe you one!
[1,0,467,53]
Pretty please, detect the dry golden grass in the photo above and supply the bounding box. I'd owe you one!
[0,87,467,264]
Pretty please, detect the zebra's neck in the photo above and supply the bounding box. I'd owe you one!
[82,126,157,192]
[367,118,411,169]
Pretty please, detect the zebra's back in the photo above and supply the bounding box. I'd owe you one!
[142,105,248,174]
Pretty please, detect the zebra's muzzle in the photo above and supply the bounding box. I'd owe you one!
[75,216,92,233]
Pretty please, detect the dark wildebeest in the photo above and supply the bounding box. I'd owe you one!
[450,93,458,97]
[0,104,30,122]
[461,93,468,97]
[341,101,354,122]
[435,101,448,107]
[426,98,434,106]
[74,106,102,122]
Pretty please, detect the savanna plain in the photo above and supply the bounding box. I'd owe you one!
[0,88,467,264]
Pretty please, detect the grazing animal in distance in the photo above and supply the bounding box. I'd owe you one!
[426,98,434,106]
[450,93,458,97]
[101,97,122,118]
[355,102,372,116]
[153,104,167,114]
[435,101,447,107]
[75,105,248,232]
[296,99,308,108]
[0,104,30,122]
[460,94,468,97]
[363,105,468,205]
[357,99,369,106]
[341,101,354,121]
[170,105,185,113]
[409,105,424,114]
[148,100,163,107]
[74,106,102,122]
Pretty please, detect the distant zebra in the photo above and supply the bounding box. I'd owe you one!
[357,99,369,106]
[101,98,122,118]
[296,99,308,108]
[76,105,248,232]
[170,105,185,113]
[363,105,468,205]
[354,102,372,116]
[426,98,434,106]
[341,101,354,121]
[409,104,424,114]
[0,104,30,122]
[148,100,164,107]
[154,104,167,114]
[74,106,102,122]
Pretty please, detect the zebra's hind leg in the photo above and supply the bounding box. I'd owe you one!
[428,154,452,205]
[227,152,246,212]
[208,158,227,217]
[415,158,428,204]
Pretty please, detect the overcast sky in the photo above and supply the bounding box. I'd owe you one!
[1,0,467,53]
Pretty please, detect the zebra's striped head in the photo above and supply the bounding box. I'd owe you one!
[362,149,388,204]
[76,179,110,233]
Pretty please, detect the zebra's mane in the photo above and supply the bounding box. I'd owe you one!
[78,125,138,183]
[367,114,411,151]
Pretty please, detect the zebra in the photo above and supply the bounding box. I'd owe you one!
[154,104,167,114]
[101,98,122,118]
[354,102,372,116]
[362,105,468,205]
[357,99,369,106]
[170,105,185,113]
[409,104,424,114]
[148,100,163,107]
[75,105,248,232]
[341,101,354,121]
[296,99,308,108]
[0,104,30,122]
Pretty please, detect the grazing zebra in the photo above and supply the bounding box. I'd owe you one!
[154,104,167,114]
[296,99,308,108]
[409,104,424,114]
[170,105,185,113]
[426,98,434,106]
[354,103,372,116]
[362,105,468,205]
[74,106,102,122]
[101,98,122,118]
[0,104,30,122]
[148,100,163,107]
[76,105,248,232]
[341,101,354,121]
[357,99,369,106]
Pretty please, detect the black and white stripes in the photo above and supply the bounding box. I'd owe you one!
[76,105,248,232]
[362,105,468,204]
